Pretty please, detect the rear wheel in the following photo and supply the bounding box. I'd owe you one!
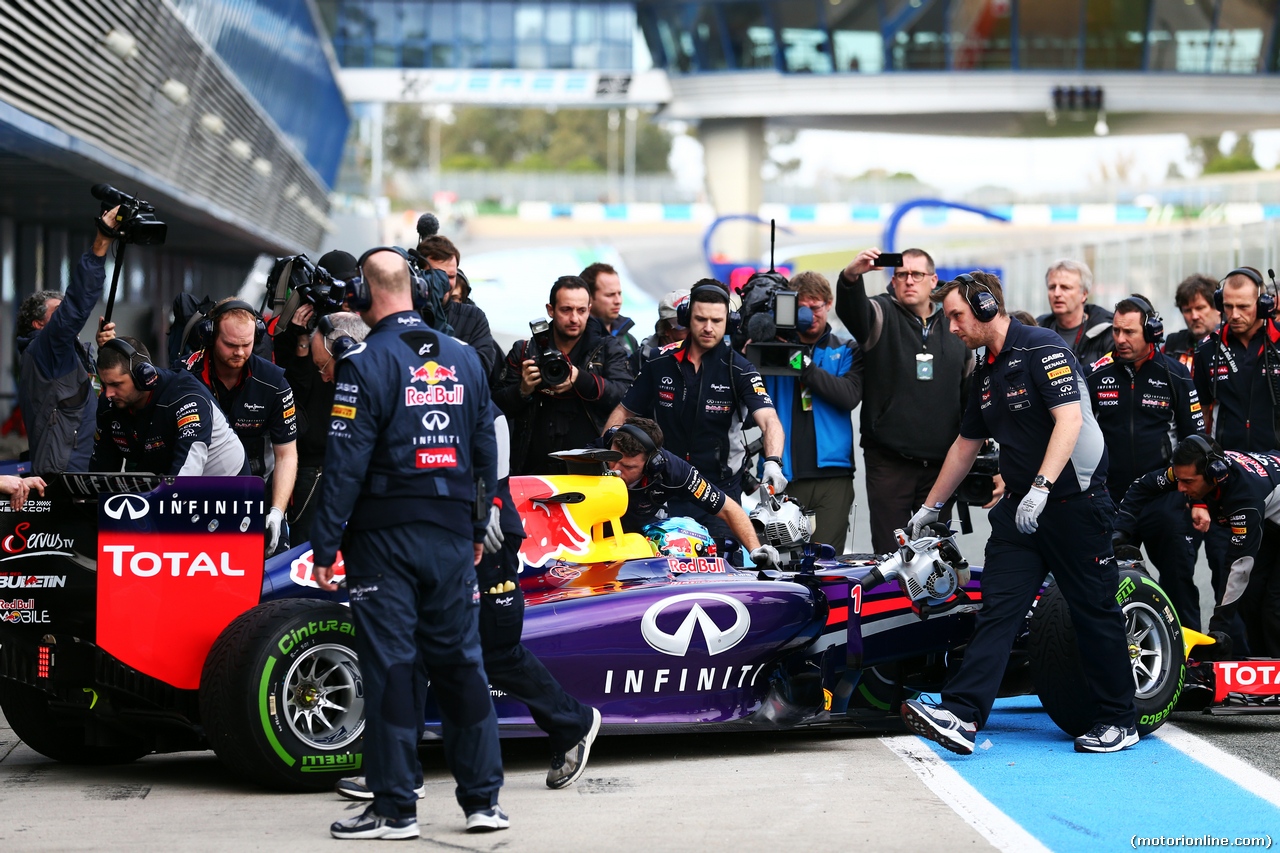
[1030,569,1184,737]
[0,681,149,765]
[200,599,365,791]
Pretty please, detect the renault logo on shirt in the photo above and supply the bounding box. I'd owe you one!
[640,593,750,657]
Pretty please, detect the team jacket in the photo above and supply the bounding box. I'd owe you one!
[1037,303,1116,369]
[622,339,776,490]
[1163,328,1210,371]
[961,319,1108,499]
[309,310,498,568]
[1086,349,1204,499]
[615,446,727,533]
[1117,451,1280,617]
[1193,320,1280,452]
[186,351,296,476]
[90,368,248,477]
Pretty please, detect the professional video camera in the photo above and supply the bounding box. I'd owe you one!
[953,439,1000,534]
[264,254,344,330]
[92,184,167,245]
[528,318,572,387]
[734,221,812,376]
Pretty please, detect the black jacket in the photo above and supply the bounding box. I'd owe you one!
[1037,303,1115,368]
[445,299,502,383]
[1193,320,1280,452]
[273,325,335,469]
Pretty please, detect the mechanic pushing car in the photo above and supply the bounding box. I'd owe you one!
[309,247,507,839]
[1117,434,1280,657]
[90,336,249,477]
[901,272,1139,755]
[604,417,781,568]
[185,298,298,555]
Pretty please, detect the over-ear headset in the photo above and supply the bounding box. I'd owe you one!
[318,314,360,360]
[676,281,740,335]
[345,246,432,313]
[1183,433,1229,484]
[613,423,664,480]
[1215,267,1275,319]
[197,299,266,350]
[953,273,999,323]
[1121,294,1165,344]
[101,338,158,389]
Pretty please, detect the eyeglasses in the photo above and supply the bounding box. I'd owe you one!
[892,271,933,283]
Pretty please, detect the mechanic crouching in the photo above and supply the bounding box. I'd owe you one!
[90,337,248,476]
[902,273,1138,755]
[309,249,507,839]
[186,299,297,555]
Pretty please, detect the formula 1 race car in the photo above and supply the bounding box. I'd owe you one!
[0,470,1199,792]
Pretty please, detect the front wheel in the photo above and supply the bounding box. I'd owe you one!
[1029,568,1184,737]
[199,599,365,791]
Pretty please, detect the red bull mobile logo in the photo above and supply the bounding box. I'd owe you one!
[409,361,458,384]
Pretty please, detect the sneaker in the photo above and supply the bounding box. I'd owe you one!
[547,707,602,789]
[465,805,509,833]
[901,699,977,756]
[330,806,419,840]
[1073,723,1139,753]
[335,776,427,802]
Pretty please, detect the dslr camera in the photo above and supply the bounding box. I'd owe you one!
[528,319,572,387]
[92,184,166,245]
[265,254,344,329]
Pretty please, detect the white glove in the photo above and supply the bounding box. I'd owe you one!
[483,505,504,555]
[1016,487,1050,534]
[750,544,781,569]
[761,460,788,494]
[265,507,284,555]
[908,504,940,540]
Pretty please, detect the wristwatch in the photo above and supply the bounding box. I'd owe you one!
[1032,474,1053,491]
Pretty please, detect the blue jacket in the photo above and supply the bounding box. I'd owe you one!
[310,311,498,567]
[764,326,862,481]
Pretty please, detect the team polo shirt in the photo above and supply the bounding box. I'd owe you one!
[187,351,296,477]
[960,319,1108,498]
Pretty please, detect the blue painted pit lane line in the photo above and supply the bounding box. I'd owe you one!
[889,696,1280,852]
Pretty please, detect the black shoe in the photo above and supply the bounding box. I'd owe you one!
[547,707,601,789]
[1073,723,1139,753]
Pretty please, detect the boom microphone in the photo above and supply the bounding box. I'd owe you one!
[417,212,440,239]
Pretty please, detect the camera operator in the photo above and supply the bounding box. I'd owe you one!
[604,418,780,568]
[91,337,248,477]
[583,262,640,374]
[606,281,784,546]
[760,271,862,550]
[185,298,297,553]
[835,248,973,555]
[416,235,502,380]
[1038,259,1114,366]
[639,289,689,361]
[274,251,354,543]
[494,275,632,475]
[1087,295,1205,630]
[1164,274,1221,370]
[16,205,120,474]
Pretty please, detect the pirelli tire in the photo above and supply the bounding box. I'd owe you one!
[0,680,150,765]
[1030,568,1184,738]
[199,599,365,792]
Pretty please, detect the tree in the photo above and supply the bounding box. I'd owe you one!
[1190,133,1260,176]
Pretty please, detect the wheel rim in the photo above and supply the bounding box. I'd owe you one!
[1125,602,1171,699]
[282,643,365,750]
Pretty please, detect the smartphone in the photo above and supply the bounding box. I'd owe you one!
[875,252,904,268]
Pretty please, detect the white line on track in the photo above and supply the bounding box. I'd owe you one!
[881,735,1052,853]
[1155,723,1280,809]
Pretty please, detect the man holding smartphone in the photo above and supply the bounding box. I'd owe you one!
[835,248,974,554]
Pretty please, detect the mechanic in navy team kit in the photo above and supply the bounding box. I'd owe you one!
[901,272,1138,755]
[605,280,785,547]
[1116,435,1280,657]
[603,417,781,568]
[186,298,297,554]
[1087,295,1205,630]
[90,337,248,477]
[309,248,507,840]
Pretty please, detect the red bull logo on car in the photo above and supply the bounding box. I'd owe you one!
[511,476,592,568]
[409,361,458,385]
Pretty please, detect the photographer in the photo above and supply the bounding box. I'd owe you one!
[761,272,862,550]
[494,275,632,475]
[17,205,119,474]
[416,235,502,380]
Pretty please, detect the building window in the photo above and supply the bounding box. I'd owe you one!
[1018,0,1083,69]
[827,0,881,72]
[1084,0,1147,70]
[949,0,1013,70]
[776,0,833,73]
[721,2,774,70]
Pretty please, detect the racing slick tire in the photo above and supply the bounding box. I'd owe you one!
[849,664,920,713]
[0,681,150,765]
[1029,568,1184,738]
[200,599,365,792]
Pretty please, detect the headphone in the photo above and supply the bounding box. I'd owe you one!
[1183,433,1229,484]
[1121,294,1165,344]
[953,273,999,322]
[612,424,664,480]
[317,314,360,360]
[101,338,158,389]
[676,281,740,335]
[1214,267,1275,319]
[345,247,432,312]
[197,299,266,350]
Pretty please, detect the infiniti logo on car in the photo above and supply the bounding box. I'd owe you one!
[640,593,750,657]
[103,494,150,521]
